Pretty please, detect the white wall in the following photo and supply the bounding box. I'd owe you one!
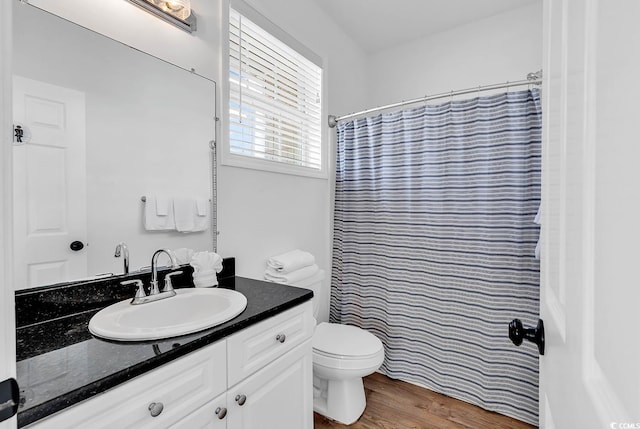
[217,0,368,323]
[366,2,543,108]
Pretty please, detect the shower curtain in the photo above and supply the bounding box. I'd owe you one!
[331,89,541,425]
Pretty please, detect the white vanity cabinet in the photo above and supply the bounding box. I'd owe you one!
[226,341,312,429]
[226,301,314,429]
[26,301,314,429]
[26,339,228,429]
[168,393,228,429]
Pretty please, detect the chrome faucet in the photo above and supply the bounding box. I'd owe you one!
[114,242,129,275]
[120,248,182,305]
[150,248,180,295]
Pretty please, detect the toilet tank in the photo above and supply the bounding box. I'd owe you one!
[292,269,325,320]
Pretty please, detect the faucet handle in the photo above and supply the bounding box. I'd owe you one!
[163,271,183,293]
[121,279,146,300]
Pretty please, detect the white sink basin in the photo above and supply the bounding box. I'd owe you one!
[88,288,247,341]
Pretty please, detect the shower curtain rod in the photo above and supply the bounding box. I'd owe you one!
[327,70,543,128]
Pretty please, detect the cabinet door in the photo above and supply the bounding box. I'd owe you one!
[227,340,312,429]
[169,392,227,429]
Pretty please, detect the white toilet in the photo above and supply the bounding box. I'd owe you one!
[295,270,385,425]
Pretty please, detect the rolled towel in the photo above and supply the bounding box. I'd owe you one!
[190,252,223,288]
[267,249,315,274]
[191,251,223,273]
[193,270,218,288]
[264,264,319,284]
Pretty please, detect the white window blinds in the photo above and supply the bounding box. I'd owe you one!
[228,7,323,172]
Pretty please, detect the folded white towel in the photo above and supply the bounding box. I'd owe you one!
[194,198,209,231]
[156,195,170,216]
[267,249,315,274]
[173,197,196,232]
[173,197,209,233]
[144,195,175,231]
[264,264,319,284]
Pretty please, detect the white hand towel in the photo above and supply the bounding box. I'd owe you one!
[267,249,315,274]
[173,197,196,232]
[264,264,319,284]
[144,195,175,231]
[193,198,209,232]
[173,197,209,233]
[156,195,170,216]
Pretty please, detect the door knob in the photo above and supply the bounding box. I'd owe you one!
[509,318,545,355]
[70,240,85,251]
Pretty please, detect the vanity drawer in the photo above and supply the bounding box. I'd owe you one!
[227,300,313,387]
[27,340,227,429]
[168,392,227,429]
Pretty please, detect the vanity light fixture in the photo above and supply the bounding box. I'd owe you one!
[127,0,197,33]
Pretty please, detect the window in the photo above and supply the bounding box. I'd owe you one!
[226,5,324,177]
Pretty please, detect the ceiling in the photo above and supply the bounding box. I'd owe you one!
[312,0,540,53]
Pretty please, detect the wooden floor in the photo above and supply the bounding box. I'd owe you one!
[313,373,536,429]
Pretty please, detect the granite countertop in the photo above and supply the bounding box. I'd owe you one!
[16,275,312,428]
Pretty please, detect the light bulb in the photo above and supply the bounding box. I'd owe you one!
[159,0,190,20]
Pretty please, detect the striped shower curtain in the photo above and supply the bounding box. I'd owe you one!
[331,89,541,425]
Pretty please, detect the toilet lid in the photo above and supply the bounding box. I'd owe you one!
[313,322,382,358]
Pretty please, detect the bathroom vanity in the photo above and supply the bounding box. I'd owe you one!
[15,268,314,429]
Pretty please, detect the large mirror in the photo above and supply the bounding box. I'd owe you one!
[12,4,217,290]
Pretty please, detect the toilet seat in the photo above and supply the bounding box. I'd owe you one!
[312,322,384,371]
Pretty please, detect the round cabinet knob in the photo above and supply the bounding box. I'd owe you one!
[276,333,286,343]
[148,402,164,417]
[235,394,247,406]
[69,241,85,251]
[215,407,227,419]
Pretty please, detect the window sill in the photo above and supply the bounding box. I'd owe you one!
[220,152,328,179]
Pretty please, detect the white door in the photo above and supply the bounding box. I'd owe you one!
[12,76,87,289]
[0,3,16,428]
[539,1,640,427]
